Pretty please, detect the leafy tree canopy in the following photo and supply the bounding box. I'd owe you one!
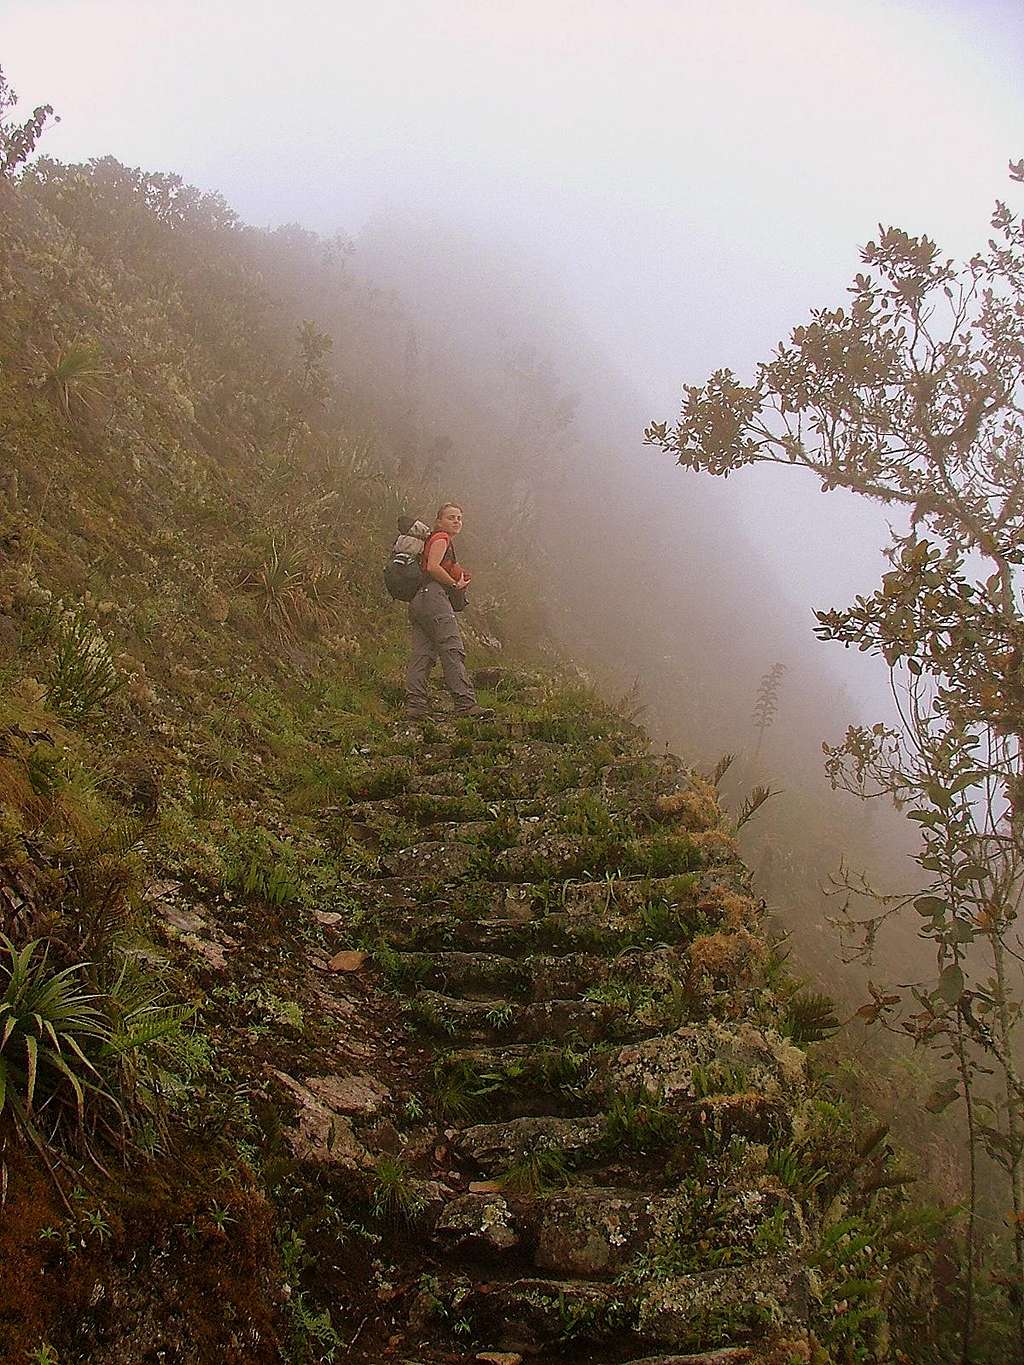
[0,66,57,178]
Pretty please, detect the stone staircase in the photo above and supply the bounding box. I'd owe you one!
[317,689,813,1364]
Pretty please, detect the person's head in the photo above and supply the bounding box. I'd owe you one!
[435,502,464,536]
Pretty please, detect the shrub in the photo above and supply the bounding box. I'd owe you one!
[688,927,766,987]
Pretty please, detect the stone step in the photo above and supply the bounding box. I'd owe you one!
[395,714,624,746]
[622,1353,755,1365]
[597,1022,807,1111]
[409,738,592,769]
[361,826,705,885]
[430,1043,599,1120]
[432,1186,664,1278]
[453,1115,606,1172]
[453,1276,628,1356]
[372,816,567,854]
[426,1256,807,1352]
[406,990,632,1045]
[405,765,582,798]
[337,870,709,921]
[343,777,687,827]
[488,831,708,883]
[397,950,537,999]
[592,1024,807,1145]
[411,745,634,792]
[331,739,678,806]
[634,1258,809,1351]
[369,840,482,880]
[355,803,694,864]
[393,946,689,1004]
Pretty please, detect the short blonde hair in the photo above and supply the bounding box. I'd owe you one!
[436,502,463,521]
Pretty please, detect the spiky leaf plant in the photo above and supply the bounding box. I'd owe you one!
[783,990,840,1045]
[371,1154,426,1223]
[45,609,121,722]
[0,936,113,1146]
[38,342,107,418]
[733,783,781,830]
[238,535,327,638]
[0,938,189,1164]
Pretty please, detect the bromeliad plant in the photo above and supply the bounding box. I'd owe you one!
[0,936,112,1153]
[0,936,190,1175]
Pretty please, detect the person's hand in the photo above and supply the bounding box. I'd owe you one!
[455,572,470,589]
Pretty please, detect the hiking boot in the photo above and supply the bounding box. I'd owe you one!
[404,705,430,721]
[453,703,495,720]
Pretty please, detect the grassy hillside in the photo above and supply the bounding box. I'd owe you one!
[0,154,1009,1363]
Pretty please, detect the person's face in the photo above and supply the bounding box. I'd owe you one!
[439,506,463,536]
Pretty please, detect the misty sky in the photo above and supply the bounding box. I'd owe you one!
[6,0,1024,714]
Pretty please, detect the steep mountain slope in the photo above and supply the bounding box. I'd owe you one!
[0,156,967,1362]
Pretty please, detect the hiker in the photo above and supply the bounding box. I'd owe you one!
[405,502,493,720]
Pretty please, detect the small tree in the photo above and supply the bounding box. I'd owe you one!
[647,160,1024,1357]
[0,67,57,178]
[752,661,786,759]
[282,320,333,458]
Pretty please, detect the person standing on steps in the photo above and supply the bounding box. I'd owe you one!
[405,502,494,721]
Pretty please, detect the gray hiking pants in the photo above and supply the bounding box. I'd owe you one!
[406,581,475,710]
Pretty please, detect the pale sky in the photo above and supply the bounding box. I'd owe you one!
[6,0,1024,714]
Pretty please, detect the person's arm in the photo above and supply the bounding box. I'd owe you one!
[425,536,464,588]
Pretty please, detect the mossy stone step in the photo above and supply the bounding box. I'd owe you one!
[357,829,709,885]
[343,781,684,826]
[405,765,583,798]
[409,738,585,766]
[353,798,698,856]
[401,751,675,800]
[634,1258,810,1350]
[395,712,627,746]
[341,870,707,919]
[396,950,536,998]
[407,990,631,1044]
[431,1256,807,1352]
[431,1186,663,1278]
[394,946,688,1003]
[397,714,636,745]
[371,815,563,853]
[433,1043,599,1118]
[531,1187,661,1278]
[455,1276,628,1354]
[488,831,709,883]
[411,741,628,783]
[595,1023,807,1112]
[453,1114,605,1170]
[369,839,482,880]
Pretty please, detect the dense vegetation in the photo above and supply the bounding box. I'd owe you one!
[0,72,1017,1362]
